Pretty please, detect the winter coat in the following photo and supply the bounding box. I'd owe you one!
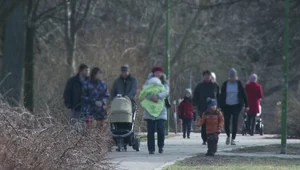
[111,75,138,100]
[219,80,248,110]
[143,73,170,120]
[63,74,87,111]
[139,80,165,118]
[178,97,196,120]
[245,82,263,115]
[197,109,224,135]
[81,80,109,119]
[192,81,220,115]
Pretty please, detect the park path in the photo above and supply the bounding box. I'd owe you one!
[108,133,300,170]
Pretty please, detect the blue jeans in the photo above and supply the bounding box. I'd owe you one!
[182,119,192,137]
[146,119,165,152]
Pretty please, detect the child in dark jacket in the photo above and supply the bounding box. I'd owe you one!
[178,89,196,139]
[197,98,224,156]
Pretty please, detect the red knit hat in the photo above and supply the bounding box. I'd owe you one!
[152,66,164,73]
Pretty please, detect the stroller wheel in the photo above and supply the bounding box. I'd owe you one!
[133,138,140,151]
[260,125,264,136]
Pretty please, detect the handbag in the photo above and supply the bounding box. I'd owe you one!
[165,98,171,108]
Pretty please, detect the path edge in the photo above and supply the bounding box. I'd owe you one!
[153,155,194,170]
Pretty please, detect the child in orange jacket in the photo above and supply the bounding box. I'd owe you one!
[197,98,224,156]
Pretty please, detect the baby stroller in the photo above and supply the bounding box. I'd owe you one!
[242,105,264,136]
[110,96,140,152]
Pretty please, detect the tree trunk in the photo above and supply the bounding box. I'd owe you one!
[24,0,35,112]
[1,0,26,105]
[64,0,77,74]
[24,26,35,112]
[66,34,77,74]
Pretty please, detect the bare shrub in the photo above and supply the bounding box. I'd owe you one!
[0,100,114,170]
[287,97,300,138]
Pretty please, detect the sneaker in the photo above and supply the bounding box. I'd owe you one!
[149,151,155,154]
[187,136,190,139]
[159,148,164,154]
[231,139,236,145]
[183,135,186,139]
[226,137,230,145]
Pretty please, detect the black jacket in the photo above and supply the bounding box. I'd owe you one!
[219,80,248,109]
[63,74,86,111]
[192,81,220,115]
[111,75,138,100]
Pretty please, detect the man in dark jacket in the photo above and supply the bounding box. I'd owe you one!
[63,64,89,124]
[111,65,138,111]
[193,70,220,145]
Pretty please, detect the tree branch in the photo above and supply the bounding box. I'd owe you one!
[264,75,300,97]
[170,1,203,66]
[34,1,65,22]
[75,0,93,31]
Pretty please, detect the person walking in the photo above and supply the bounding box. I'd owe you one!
[193,70,220,145]
[245,74,263,136]
[111,65,138,112]
[197,98,224,156]
[178,89,196,139]
[63,64,89,126]
[143,66,169,154]
[219,68,248,145]
[81,67,109,132]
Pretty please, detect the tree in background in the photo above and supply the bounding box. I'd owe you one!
[1,0,26,105]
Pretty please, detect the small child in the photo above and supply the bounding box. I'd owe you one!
[178,88,196,139]
[197,98,224,156]
[139,77,165,118]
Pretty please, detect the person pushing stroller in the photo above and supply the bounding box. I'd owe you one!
[197,98,224,156]
[178,89,196,139]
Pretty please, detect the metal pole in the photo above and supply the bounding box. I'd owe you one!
[165,0,170,136]
[281,0,289,154]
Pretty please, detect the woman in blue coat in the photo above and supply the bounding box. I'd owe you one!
[81,67,109,130]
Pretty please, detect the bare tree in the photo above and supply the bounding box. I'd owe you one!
[63,0,94,74]
[1,0,26,105]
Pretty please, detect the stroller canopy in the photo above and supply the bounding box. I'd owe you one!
[110,96,133,123]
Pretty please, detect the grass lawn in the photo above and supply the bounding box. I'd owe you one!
[163,155,300,170]
[230,143,300,155]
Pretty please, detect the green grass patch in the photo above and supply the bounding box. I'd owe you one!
[230,143,300,155]
[137,134,178,142]
[163,155,300,170]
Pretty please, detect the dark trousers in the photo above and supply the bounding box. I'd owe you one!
[207,133,219,155]
[182,119,192,137]
[223,104,242,140]
[246,114,256,135]
[201,124,207,143]
[146,119,165,152]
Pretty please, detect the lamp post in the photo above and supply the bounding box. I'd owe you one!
[165,0,170,136]
[281,0,290,154]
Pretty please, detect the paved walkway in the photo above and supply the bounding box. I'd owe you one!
[108,133,300,170]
